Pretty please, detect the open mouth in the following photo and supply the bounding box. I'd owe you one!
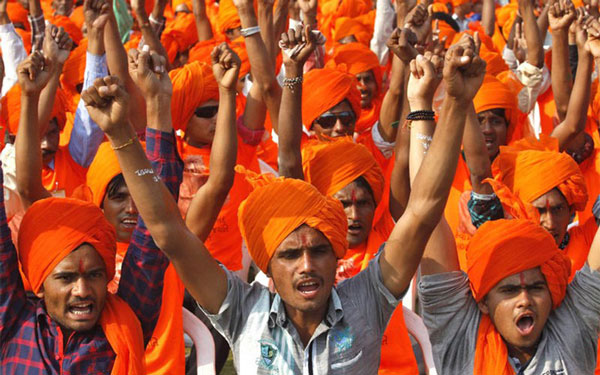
[348,223,362,235]
[68,302,94,319]
[296,279,320,299]
[515,314,535,336]
[121,216,138,228]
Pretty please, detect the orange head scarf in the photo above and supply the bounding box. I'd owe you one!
[169,61,219,132]
[18,197,145,375]
[161,12,199,64]
[86,142,123,207]
[301,137,384,204]
[489,136,588,212]
[328,42,382,97]
[496,2,518,41]
[61,38,88,96]
[473,74,523,144]
[302,66,362,131]
[333,14,374,46]
[467,218,571,375]
[7,2,30,31]
[237,167,348,273]
[49,15,84,45]
[14,27,32,53]
[1,84,67,134]
[188,38,220,64]
[216,0,241,36]
[229,36,251,78]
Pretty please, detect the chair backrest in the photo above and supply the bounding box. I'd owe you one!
[182,307,216,375]
[403,306,437,375]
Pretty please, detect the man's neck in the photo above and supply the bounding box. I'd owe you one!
[284,303,329,348]
[507,342,538,366]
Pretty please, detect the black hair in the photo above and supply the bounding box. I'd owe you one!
[489,108,509,126]
[101,174,126,208]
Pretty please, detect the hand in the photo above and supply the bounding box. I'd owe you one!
[17,51,53,96]
[131,0,149,20]
[404,3,432,46]
[211,43,241,91]
[583,0,600,18]
[84,0,110,34]
[81,76,130,135]
[43,25,73,66]
[426,20,447,56]
[387,27,418,64]
[513,21,528,63]
[585,14,600,56]
[0,0,8,24]
[407,52,443,109]
[232,0,254,12]
[548,0,576,31]
[443,33,486,102]
[288,0,300,20]
[280,25,317,68]
[128,46,172,99]
[298,0,317,20]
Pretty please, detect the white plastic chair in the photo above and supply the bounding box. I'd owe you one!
[182,307,216,375]
[403,306,437,375]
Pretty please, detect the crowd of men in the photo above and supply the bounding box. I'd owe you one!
[2,0,600,372]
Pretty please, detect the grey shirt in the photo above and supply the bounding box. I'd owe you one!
[200,253,401,374]
[418,265,600,375]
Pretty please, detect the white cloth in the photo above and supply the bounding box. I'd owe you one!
[370,0,396,65]
[0,23,27,98]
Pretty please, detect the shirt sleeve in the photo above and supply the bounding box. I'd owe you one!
[117,128,182,345]
[370,122,395,159]
[418,271,480,373]
[515,62,548,114]
[370,0,395,65]
[0,23,27,98]
[27,14,45,52]
[559,265,600,334]
[468,191,504,228]
[68,52,109,168]
[0,163,27,343]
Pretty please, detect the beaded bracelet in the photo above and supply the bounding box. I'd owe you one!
[406,110,435,121]
[282,76,303,93]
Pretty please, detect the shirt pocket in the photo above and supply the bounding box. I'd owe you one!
[330,349,364,373]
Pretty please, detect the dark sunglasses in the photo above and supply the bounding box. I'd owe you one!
[194,105,219,119]
[314,111,355,129]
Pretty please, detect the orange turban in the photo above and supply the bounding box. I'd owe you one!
[302,66,362,131]
[452,0,470,8]
[473,74,523,144]
[61,38,88,92]
[161,12,199,64]
[169,61,219,132]
[49,15,84,45]
[301,137,384,204]
[17,197,145,375]
[467,219,571,375]
[7,2,30,31]
[333,14,374,46]
[86,142,123,207]
[216,0,241,36]
[490,136,588,212]
[70,5,85,30]
[496,2,518,41]
[188,38,220,64]
[237,167,348,273]
[328,42,382,96]
[1,84,67,134]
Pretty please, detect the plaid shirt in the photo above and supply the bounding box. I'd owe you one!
[28,14,45,52]
[0,128,182,374]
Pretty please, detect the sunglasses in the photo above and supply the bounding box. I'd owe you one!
[194,105,219,119]
[314,111,355,129]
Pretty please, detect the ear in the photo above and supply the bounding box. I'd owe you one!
[477,298,489,315]
[35,285,44,299]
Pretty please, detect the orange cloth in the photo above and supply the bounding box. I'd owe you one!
[467,219,571,375]
[473,74,524,145]
[18,197,145,375]
[452,0,470,7]
[61,38,88,112]
[229,36,251,78]
[436,18,457,49]
[43,146,87,197]
[188,38,221,64]
[14,27,32,52]
[48,14,84,45]
[302,66,362,131]
[1,84,67,134]
[86,142,123,207]
[332,11,375,46]
[319,0,372,50]
[7,2,30,30]
[237,167,348,273]
[496,2,518,41]
[161,12,199,64]
[488,136,588,216]
[563,217,597,277]
[169,61,219,132]
[216,0,241,36]
[70,5,85,29]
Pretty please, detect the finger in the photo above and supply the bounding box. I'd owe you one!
[210,44,221,65]
[137,48,150,73]
[150,51,165,73]
[409,59,418,77]
[82,85,104,106]
[287,27,297,45]
[473,31,481,55]
[419,54,435,77]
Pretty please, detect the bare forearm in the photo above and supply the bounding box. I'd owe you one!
[277,64,304,179]
[258,1,276,66]
[551,31,572,120]
[379,56,406,142]
[37,67,63,136]
[146,95,173,133]
[239,7,278,92]
[463,104,493,194]
[389,127,410,221]
[192,0,213,40]
[537,5,550,43]
[481,0,495,36]
[15,94,50,208]
[521,2,543,67]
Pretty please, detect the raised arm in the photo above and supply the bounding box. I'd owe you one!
[83,84,227,317]
[481,0,495,36]
[131,0,171,67]
[185,44,240,241]
[277,25,317,179]
[192,0,214,40]
[15,52,53,208]
[519,0,544,68]
[463,104,494,194]
[381,35,486,293]
[551,12,594,151]
[549,0,576,121]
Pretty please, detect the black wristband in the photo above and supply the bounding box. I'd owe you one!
[406,110,435,121]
